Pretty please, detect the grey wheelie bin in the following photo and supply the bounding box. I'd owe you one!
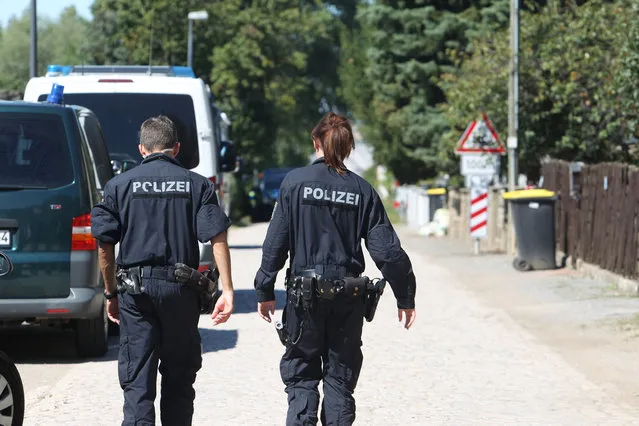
[502,189,557,272]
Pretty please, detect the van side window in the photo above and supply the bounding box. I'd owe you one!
[81,113,114,187]
[0,113,74,188]
[74,120,98,200]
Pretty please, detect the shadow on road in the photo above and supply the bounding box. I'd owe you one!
[231,289,287,315]
[0,292,288,363]
[0,324,245,363]
[0,327,119,364]
[200,328,238,353]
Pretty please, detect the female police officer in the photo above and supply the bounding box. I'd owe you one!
[254,112,416,426]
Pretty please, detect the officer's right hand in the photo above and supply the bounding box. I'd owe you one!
[398,309,416,330]
[107,299,119,325]
[211,291,234,326]
[258,301,276,323]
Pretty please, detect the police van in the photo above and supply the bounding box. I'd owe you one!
[23,65,238,272]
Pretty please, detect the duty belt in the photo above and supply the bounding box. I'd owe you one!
[116,264,220,314]
[276,268,387,347]
[116,266,177,293]
[285,269,386,322]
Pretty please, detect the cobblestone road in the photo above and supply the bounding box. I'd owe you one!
[8,223,639,425]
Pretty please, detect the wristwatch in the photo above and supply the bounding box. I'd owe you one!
[104,289,118,300]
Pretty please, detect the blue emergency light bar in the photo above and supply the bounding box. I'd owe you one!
[45,64,196,78]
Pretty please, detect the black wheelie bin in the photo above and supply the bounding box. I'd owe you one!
[502,189,558,272]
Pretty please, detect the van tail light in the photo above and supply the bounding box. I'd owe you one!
[72,213,97,251]
[197,265,209,273]
[209,176,219,190]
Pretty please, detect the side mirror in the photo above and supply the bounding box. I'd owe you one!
[111,159,138,175]
[111,160,122,175]
[219,140,238,173]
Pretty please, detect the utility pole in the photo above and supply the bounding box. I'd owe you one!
[187,11,208,69]
[29,0,37,78]
[507,0,520,255]
[508,0,519,191]
[187,19,193,68]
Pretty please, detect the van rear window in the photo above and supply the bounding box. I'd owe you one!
[38,93,200,169]
[0,113,74,188]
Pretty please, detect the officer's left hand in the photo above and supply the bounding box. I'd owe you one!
[107,299,119,324]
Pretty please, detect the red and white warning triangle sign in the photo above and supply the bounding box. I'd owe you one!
[456,114,505,154]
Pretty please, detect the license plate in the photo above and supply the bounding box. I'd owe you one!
[0,230,10,248]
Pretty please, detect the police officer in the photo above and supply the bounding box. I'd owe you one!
[254,112,417,426]
[91,115,234,426]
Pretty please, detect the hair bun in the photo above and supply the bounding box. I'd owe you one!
[326,112,348,129]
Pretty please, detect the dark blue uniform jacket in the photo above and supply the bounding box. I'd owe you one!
[90,153,231,269]
[254,158,416,309]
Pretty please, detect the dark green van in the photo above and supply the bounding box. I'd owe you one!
[0,101,113,357]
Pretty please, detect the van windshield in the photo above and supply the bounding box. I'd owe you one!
[38,93,200,169]
[0,112,74,188]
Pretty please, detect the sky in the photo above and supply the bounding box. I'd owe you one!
[0,0,93,28]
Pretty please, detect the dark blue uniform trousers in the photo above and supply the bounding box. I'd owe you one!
[117,278,202,426]
[280,296,365,426]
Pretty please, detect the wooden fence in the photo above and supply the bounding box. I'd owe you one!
[541,160,639,278]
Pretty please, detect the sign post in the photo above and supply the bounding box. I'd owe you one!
[455,114,505,254]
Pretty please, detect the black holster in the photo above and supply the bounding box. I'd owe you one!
[276,269,308,347]
[287,275,316,311]
[116,268,144,295]
[364,279,386,322]
[174,263,220,314]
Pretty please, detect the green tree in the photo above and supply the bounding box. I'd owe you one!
[210,1,338,170]
[440,0,637,180]
[0,12,34,93]
[339,1,511,184]
[90,0,202,72]
[614,2,639,148]
[43,7,93,66]
[0,6,90,97]
[91,0,351,171]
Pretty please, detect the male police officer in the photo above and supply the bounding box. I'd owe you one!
[91,115,234,426]
[255,112,416,425]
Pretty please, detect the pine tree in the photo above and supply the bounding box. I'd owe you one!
[340,0,509,183]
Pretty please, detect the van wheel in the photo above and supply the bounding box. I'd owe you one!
[75,302,109,358]
[0,351,24,426]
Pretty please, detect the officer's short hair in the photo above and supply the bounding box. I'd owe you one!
[139,115,178,151]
